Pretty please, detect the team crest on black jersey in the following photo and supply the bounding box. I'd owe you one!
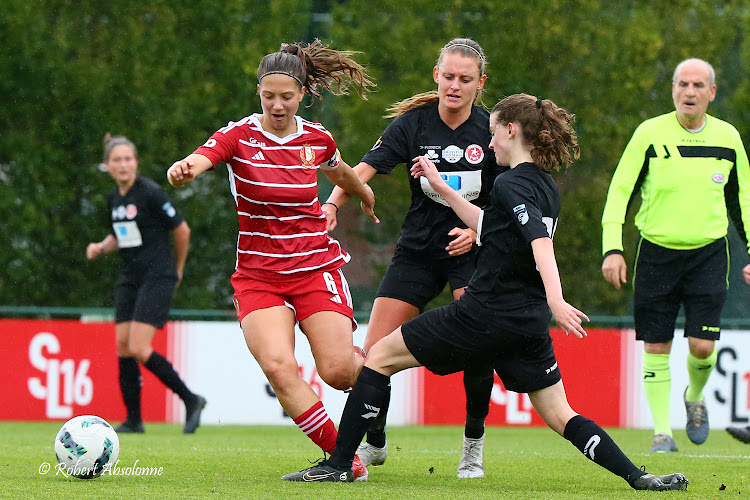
[513,204,529,224]
[300,143,316,166]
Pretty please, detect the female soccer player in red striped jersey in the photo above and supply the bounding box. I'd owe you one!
[167,40,378,480]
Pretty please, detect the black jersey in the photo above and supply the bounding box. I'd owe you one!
[361,103,504,258]
[106,176,184,279]
[459,162,560,333]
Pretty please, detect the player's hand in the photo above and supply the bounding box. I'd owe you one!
[322,203,338,231]
[601,253,628,290]
[167,159,196,187]
[549,299,589,338]
[359,183,380,224]
[743,263,750,286]
[446,227,474,256]
[410,156,446,191]
[85,242,102,260]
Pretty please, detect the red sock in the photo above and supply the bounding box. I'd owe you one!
[293,401,337,454]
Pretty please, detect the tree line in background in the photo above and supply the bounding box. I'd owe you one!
[2,0,749,317]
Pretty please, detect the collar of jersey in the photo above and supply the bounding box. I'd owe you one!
[249,114,306,144]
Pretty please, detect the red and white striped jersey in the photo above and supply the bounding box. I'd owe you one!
[194,113,349,281]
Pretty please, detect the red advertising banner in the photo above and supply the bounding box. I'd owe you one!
[0,319,169,423]
[422,328,625,427]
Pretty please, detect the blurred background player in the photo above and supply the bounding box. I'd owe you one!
[283,94,688,491]
[86,134,205,434]
[601,58,750,453]
[166,40,378,480]
[323,37,502,478]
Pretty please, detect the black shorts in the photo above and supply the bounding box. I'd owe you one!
[401,301,561,393]
[115,274,177,329]
[376,245,476,311]
[633,237,728,343]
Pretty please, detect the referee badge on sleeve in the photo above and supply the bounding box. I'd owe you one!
[513,204,529,225]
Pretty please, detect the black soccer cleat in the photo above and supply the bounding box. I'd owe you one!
[183,395,207,434]
[632,472,689,491]
[282,463,354,482]
[115,420,145,433]
[726,425,750,443]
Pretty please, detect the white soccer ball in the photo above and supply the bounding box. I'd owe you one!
[54,415,120,479]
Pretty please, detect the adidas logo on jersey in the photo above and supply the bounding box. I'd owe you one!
[252,151,265,161]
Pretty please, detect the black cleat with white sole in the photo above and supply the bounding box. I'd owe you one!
[282,463,354,482]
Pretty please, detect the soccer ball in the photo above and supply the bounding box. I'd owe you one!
[54,415,120,479]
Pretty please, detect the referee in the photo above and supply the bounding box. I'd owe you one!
[601,58,750,453]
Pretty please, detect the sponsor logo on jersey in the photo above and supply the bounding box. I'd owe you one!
[246,137,267,147]
[251,151,265,161]
[712,173,725,183]
[300,143,316,167]
[465,144,484,164]
[203,138,217,148]
[419,145,442,150]
[125,204,138,220]
[424,149,440,162]
[370,137,382,151]
[326,149,341,169]
[162,202,176,218]
[513,204,529,224]
[442,145,463,163]
[419,170,482,206]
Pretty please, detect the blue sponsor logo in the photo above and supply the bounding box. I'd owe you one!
[441,174,462,191]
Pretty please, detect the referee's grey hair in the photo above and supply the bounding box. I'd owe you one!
[673,58,715,86]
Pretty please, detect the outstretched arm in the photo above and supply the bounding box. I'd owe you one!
[531,237,589,338]
[322,162,378,231]
[322,160,379,225]
[167,154,214,187]
[410,155,480,230]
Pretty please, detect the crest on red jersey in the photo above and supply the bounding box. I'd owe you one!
[300,143,316,166]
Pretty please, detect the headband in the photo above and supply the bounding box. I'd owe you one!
[447,42,484,61]
[259,70,304,88]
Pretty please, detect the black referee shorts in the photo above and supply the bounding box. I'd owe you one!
[376,245,476,311]
[115,274,178,329]
[401,301,561,394]
[633,237,728,343]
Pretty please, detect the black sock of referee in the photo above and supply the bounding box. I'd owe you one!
[119,357,142,423]
[563,415,644,485]
[329,366,391,469]
[365,391,390,448]
[463,366,494,439]
[143,351,196,405]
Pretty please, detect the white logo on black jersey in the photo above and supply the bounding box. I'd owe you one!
[425,149,439,162]
[252,151,265,161]
[442,145,463,163]
[513,204,529,225]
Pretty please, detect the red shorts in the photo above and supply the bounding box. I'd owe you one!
[231,268,356,329]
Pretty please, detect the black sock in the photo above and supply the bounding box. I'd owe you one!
[563,415,641,484]
[119,357,142,423]
[365,391,390,448]
[329,366,391,469]
[463,366,493,438]
[143,351,195,404]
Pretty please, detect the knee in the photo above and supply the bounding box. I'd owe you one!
[689,340,715,360]
[318,364,355,391]
[116,339,131,358]
[128,341,152,364]
[261,357,303,393]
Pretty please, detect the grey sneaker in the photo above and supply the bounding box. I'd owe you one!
[282,462,353,482]
[727,425,750,443]
[355,441,387,466]
[648,433,678,453]
[457,433,484,479]
[684,388,709,444]
[632,472,689,491]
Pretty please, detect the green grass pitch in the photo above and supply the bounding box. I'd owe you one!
[4,422,748,499]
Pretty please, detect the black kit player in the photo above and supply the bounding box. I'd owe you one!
[283,94,689,491]
[87,135,206,434]
[323,38,503,478]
